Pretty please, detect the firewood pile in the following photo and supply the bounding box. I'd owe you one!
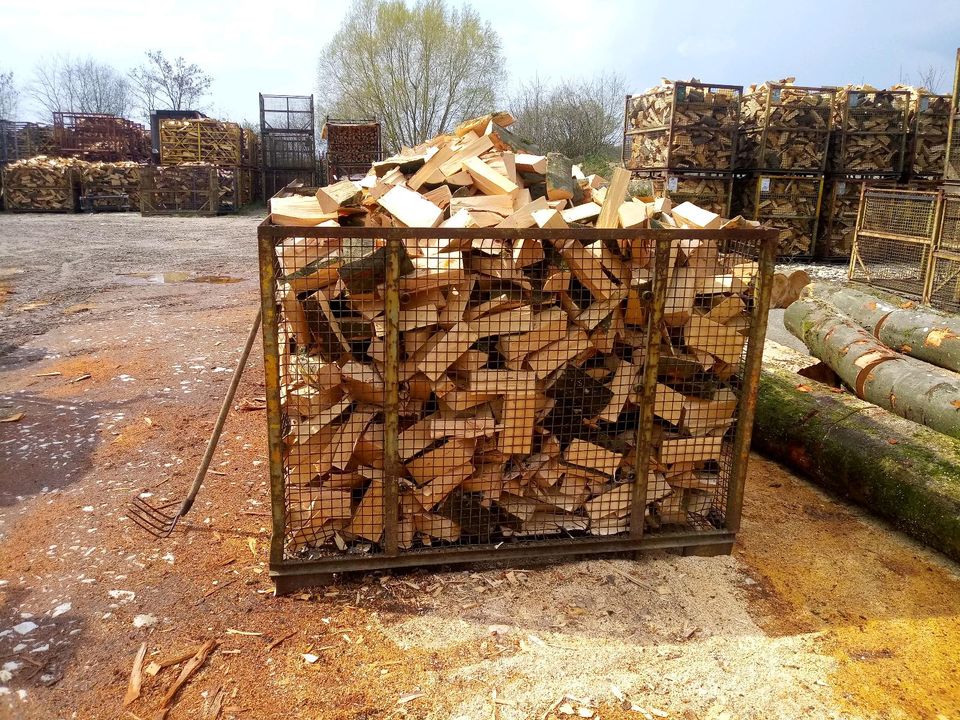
[645,174,732,217]
[830,86,909,174]
[268,112,764,553]
[159,118,242,167]
[1,155,86,212]
[737,79,834,172]
[323,120,383,182]
[80,161,144,211]
[735,175,822,257]
[241,128,260,169]
[897,86,952,178]
[140,163,237,215]
[624,81,741,172]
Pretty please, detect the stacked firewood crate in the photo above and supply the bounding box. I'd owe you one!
[262,111,773,568]
[623,80,741,218]
[816,86,911,260]
[260,94,318,199]
[240,128,261,206]
[734,80,833,259]
[1,156,87,212]
[149,118,244,214]
[322,118,384,185]
[79,161,143,211]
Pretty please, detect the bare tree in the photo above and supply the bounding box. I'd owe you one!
[509,72,627,171]
[0,68,18,120]
[318,0,505,150]
[31,56,131,117]
[916,65,946,93]
[129,51,212,116]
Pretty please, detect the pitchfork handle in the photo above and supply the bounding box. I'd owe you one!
[178,308,262,517]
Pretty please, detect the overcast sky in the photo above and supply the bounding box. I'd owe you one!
[1,0,958,126]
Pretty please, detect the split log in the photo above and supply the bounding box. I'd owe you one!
[802,282,960,374]
[784,294,960,438]
[754,363,960,563]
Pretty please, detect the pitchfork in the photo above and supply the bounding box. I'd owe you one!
[129,309,262,538]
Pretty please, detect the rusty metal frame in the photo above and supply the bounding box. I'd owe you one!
[907,91,953,180]
[257,222,778,592]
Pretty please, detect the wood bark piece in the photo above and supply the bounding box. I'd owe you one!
[158,639,217,711]
[803,283,960,374]
[123,642,148,707]
[545,153,574,200]
[785,295,960,438]
[754,363,960,563]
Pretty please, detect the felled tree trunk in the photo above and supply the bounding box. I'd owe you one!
[802,282,960,374]
[784,295,960,438]
[754,365,960,563]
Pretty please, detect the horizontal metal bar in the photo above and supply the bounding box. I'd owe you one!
[857,231,934,244]
[257,222,779,244]
[270,530,737,578]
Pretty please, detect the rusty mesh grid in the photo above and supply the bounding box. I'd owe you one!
[926,252,960,313]
[848,190,940,296]
[939,195,960,253]
[818,179,894,260]
[264,227,766,562]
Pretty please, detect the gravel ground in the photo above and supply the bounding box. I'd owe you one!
[0,213,957,720]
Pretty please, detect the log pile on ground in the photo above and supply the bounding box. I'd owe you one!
[830,86,909,174]
[737,79,833,172]
[270,112,763,552]
[624,81,740,171]
[80,161,144,210]
[1,155,87,212]
[159,118,242,167]
[755,347,960,564]
[785,283,960,438]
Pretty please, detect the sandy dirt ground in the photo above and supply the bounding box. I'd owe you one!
[0,213,957,720]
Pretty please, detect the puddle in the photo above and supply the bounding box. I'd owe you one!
[119,272,242,285]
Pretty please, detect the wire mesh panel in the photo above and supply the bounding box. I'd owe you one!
[818,178,898,260]
[260,94,315,133]
[139,165,221,216]
[738,83,835,173]
[323,120,383,184]
[159,119,243,166]
[258,224,776,584]
[849,188,941,297]
[623,82,742,172]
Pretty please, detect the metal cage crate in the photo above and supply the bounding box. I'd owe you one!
[907,92,952,180]
[637,171,733,217]
[159,118,243,167]
[830,89,910,176]
[139,165,237,216]
[848,187,942,297]
[735,174,824,259]
[256,220,777,593]
[737,83,836,174]
[622,82,742,173]
[322,119,383,184]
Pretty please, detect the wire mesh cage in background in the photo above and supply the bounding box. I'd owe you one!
[907,92,952,180]
[257,221,777,591]
[640,172,733,217]
[139,165,237,216]
[830,88,910,176]
[260,95,316,133]
[322,119,383,184]
[848,187,942,297]
[734,174,824,259]
[737,83,836,174]
[622,82,742,173]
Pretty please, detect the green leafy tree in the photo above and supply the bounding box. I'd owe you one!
[318,0,505,150]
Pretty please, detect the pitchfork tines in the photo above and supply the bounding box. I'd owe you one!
[127,308,262,539]
[128,496,191,538]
